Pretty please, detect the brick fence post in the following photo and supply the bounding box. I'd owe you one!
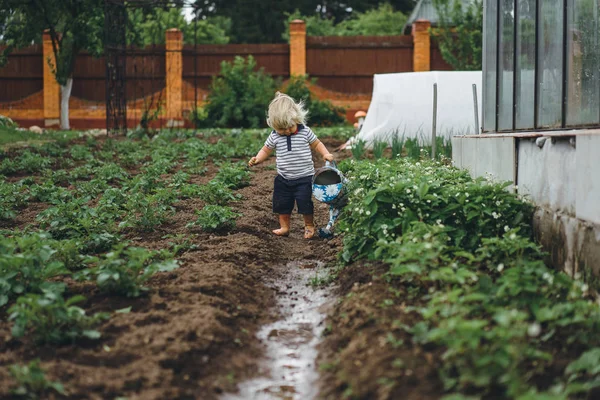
[166,28,184,127]
[412,19,431,72]
[289,20,306,76]
[42,30,60,127]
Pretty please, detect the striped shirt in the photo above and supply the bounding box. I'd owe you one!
[264,124,318,180]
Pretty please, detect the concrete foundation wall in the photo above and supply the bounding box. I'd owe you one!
[452,131,600,280]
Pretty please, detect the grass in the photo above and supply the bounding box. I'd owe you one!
[0,127,82,147]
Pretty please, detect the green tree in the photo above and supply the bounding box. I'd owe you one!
[205,55,279,128]
[432,0,483,70]
[283,3,408,40]
[195,0,416,43]
[0,0,104,130]
[128,8,230,46]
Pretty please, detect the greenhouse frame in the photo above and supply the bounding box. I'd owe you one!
[483,0,600,133]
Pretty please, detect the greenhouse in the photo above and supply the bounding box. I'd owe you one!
[483,0,600,132]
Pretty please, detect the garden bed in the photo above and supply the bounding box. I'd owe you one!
[0,131,344,399]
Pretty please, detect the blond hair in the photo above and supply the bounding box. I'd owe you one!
[266,92,308,130]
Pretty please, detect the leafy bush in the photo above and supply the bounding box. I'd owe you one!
[188,205,240,233]
[339,159,532,261]
[9,360,65,398]
[190,106,210,128]
[8,290,109,344]
[0,233,69,307]
[85,244,179,297]
[205,55,278,128]
[432,0,483,71]
[283,75,346,126]
[215,163,251,189]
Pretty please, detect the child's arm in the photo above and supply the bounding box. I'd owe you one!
[248,146,273,166]
[310,139,334,162]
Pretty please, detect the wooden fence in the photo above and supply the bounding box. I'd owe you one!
[0,20,452,128]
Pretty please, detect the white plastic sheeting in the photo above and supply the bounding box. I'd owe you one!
[357,71,483,144]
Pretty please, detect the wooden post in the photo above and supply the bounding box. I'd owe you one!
[412,19,431,72]
[289,20,307,76]
[42,30,60,127]
[166,28,184,127]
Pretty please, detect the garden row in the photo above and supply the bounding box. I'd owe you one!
[0,129,266,397]
[323,157,600,399]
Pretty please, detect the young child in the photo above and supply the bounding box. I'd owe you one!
[248,92,334,239]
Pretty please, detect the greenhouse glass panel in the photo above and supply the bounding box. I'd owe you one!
[566,0,600,126]
[537,1,564,128]
[515,0,536,129]
[483,0,498,132]
[498,0,515,131]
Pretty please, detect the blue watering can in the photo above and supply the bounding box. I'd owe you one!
[312,161,348,238]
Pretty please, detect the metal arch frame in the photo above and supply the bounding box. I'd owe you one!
[485,0,600,133]
[103,0,202,135]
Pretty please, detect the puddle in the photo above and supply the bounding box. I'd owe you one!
[222,260,335,400]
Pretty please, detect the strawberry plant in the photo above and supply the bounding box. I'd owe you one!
[9,359,65,399]
[337,157,600,399]
[188,205,240,233]
[9,290,109,344]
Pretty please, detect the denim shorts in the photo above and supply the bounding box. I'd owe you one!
[272,175,314,215]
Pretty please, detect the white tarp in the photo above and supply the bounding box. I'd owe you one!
[357,71,483,144]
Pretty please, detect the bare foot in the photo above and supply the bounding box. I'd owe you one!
[304,226,316,239]
[272,228,289,236]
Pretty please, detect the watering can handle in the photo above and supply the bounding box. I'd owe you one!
[325,160,337,169]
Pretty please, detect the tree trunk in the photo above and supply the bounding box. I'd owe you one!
[60,78,73,130]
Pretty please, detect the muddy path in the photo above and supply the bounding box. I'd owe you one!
[0,139,344,400]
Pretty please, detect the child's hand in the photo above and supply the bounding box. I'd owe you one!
[248,157,258,167]
[323,153,334,162]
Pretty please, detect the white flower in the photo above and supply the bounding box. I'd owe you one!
[465,192,469,198]
[427,200,431,203]
[504,225,510,232]
[326,184,340,197]
[509,233,517,240]
[527,322,541,338]
[581,284,589,293]
[497,263,504,272]
[424,243,433,249]
[492,212,499,219]
[406,189,411,194]
[496,201,501,206]
[392,204,397,209]
[359,209,364,215]
[313,187,325,200]
[436,219,442,225]
[366,210,371,216]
